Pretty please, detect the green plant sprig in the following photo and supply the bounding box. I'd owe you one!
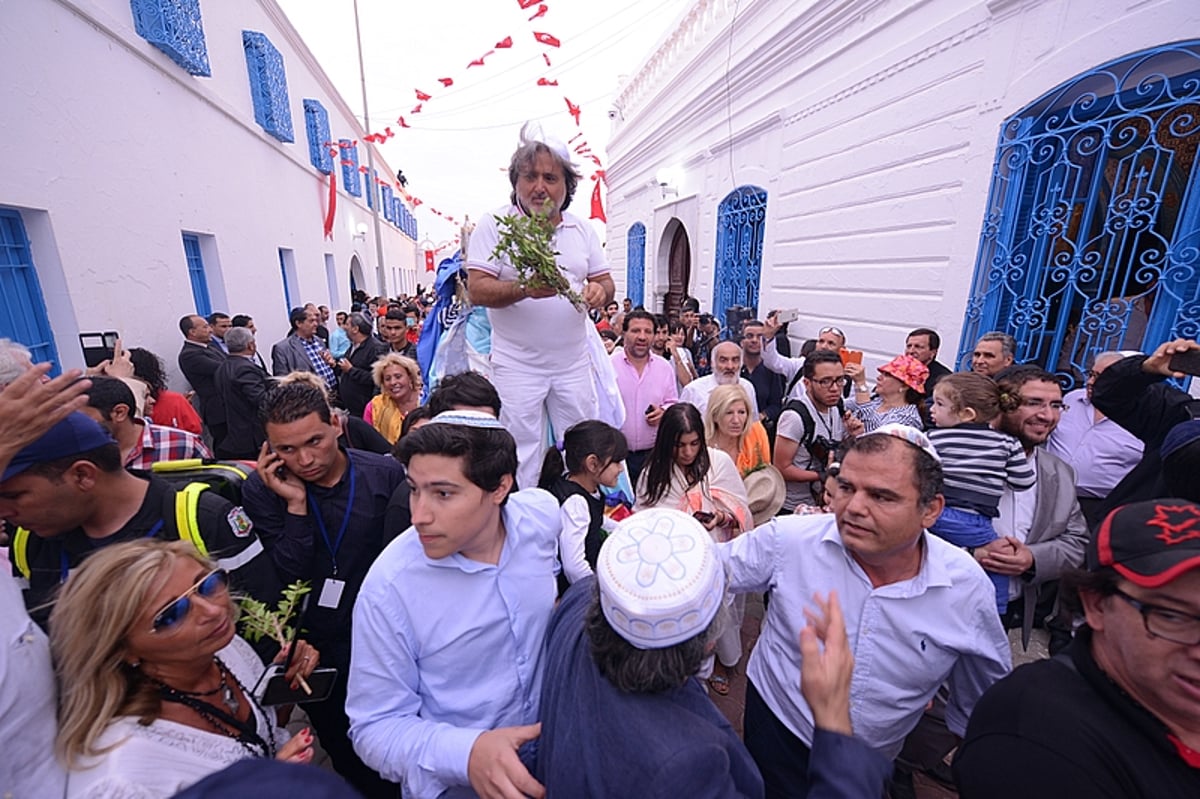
[238,580,311,649]
[491,211,585,309]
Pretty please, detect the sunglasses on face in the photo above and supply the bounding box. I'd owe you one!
[150,569,229,634]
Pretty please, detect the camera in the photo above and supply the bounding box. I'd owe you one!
[809,435,836,468]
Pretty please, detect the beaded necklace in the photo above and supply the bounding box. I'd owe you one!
[149,657,275,758]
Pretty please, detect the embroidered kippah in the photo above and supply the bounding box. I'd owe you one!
[428,410,505,429]
[862,423,942,463]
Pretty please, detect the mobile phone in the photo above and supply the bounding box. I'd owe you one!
[839,348,863,366]
[1168,350,1200,376]
[645,404,657,416]
[777,308,800,324]
[79,331,119,368]
[254,664,338,706]
[693,511,715,524]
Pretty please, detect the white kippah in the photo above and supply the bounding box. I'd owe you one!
[428,410,505,430]
[597,508,725,650]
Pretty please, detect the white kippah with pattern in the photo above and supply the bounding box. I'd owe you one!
[597,508,725,650]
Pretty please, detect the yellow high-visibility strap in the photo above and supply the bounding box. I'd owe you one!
[175,483,211,557]
[12,527,31,580]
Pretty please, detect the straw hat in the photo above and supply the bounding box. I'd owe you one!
[744,465,786,527]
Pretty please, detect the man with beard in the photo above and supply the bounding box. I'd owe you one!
[612,310,677,484]
[679,341,759,419]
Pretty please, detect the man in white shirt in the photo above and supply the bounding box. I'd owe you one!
[347,411,561,799]
[466,126,615,490]
[679,341,759,418]
[721,424,1011,797]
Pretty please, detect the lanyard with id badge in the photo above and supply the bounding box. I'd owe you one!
[308,461,356,610]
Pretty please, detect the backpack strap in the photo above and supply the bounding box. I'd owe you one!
[785,368,805,399]
[158,481,211,557]
[12,526,31,580]
[781,399,816,449]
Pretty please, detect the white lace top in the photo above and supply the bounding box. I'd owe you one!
[66,637,288,799]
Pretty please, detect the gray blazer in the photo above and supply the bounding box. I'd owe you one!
[271,334,324,377]
[1014,449,1090,647]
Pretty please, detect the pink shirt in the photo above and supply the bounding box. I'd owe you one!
[611,349,678,451]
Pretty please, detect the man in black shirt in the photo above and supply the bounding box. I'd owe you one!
[955,498,1200,797]
[242,382,404,798]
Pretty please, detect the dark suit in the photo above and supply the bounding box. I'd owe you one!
[924,358,952,397]
[337,337,389,417]
[214,354,273,459]
[178,341,228,447]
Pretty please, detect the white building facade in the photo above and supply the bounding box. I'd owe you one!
[2,0,419,377]
[606,0,1200,385]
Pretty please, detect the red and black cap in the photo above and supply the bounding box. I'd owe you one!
[1090,499,1200,587]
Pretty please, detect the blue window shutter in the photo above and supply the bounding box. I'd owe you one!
[181,234,212,317]
[130,0,211,76]
[0,210,61,372]
[627,222,646,307]
[339,140,361,197]
[302,99,333,173]
[243,31,294,142]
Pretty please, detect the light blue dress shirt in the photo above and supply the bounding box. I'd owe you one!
[720,514,1012,759]
[347,489,561,798]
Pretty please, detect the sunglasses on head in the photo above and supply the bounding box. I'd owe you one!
[819,326,845,338]
[150,569,229,633]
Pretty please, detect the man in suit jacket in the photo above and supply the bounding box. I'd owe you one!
[271,307,338,396]
[213,327,273,459]
[334,312,388,417]
[985,365,1089,650]
[177,313,228,451]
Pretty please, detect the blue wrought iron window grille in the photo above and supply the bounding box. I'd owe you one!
[627,222,647,307]
[959,41,1200,388]
[382,185,395,222]
[0,210,61,372]
[712,186,768,325]
[130,0,210,76]
[181,234,212,317]
[339,140,361,197]
[303,100,332,173]
[243,31,294,142]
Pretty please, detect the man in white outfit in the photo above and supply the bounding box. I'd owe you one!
[467,126,615,489]
[679,341,759,418]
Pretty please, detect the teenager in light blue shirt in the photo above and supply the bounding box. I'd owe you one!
[347,411,561,799]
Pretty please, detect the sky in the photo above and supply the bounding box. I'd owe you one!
[276,0,694,249]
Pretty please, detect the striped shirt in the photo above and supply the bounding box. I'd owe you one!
[927,424,1035,517]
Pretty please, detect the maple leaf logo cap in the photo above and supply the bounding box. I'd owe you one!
[1090,498,1200,587]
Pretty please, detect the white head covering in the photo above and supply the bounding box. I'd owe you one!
[597,508,725,649]
[518,121,575,170]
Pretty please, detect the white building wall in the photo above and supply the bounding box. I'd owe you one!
[1,0,418,382]
[606,0,1200,369]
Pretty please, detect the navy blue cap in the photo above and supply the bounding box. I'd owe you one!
[1161,419,1200,460]
[0,412,116,482]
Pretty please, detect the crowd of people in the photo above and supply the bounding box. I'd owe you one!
[1,126,1199,799]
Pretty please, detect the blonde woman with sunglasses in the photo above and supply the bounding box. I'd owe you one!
[51,540,319,798]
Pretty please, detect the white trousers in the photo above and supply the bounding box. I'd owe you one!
[494,361,600,490]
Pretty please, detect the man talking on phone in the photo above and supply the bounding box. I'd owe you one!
[241,382,405,798]
[1092,338,1200,516]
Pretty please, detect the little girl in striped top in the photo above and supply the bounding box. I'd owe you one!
[927,373,1035,614]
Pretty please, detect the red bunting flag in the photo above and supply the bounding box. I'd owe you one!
[533,31,561,47]
[594,169,607,185]
[323,168,337,239]
[543,53,552,66]
[536,77,558,87]
[397,116,411,128]
[528,4,548,20]
[589,180,606,223]
[415,89,432,101]
[411,103,423,114]
[564,96,581,125]
[384,127,394,138]
[468,50,494,68]
[359,166,369,173]
[517,0,539,8]
[438,77,453,87]
[412,198,423,207]
[495,36,513,48]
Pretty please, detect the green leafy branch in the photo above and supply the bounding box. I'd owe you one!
[238,580,311,649]
[491,211,584,309]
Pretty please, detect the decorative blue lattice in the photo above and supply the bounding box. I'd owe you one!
[302,99,332,173]
[181,233,211,316]
[0,210,62,373]
[712,186,767,325]
[243,31,293,142]
[366,169,378,210]
[130,0,210,76]
[381,184,394,222]
[958,41,1200,388]
[339,139,361,196]
[627,222,646,307]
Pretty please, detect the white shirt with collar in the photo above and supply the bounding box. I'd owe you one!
[720,514,1011,759]
[995,448,1039,600]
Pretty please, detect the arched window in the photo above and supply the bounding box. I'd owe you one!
[959,41,1200,386]
[712,186,767,326]
[627,222,646,307]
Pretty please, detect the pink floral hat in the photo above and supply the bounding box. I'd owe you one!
[879,354,929,393]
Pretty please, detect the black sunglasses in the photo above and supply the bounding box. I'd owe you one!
[150,569,229,633]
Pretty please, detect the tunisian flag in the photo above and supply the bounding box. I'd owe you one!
[425,250,435,271]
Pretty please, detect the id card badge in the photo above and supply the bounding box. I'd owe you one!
[317,578,346,609]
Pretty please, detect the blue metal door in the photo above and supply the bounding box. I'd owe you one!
[960,42,1200,387]
[627,222,646,307]
[0,209,60,372]
[712,186,767,324]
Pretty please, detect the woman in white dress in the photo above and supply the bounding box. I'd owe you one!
[51,540,319,798]
[634,402,751,696]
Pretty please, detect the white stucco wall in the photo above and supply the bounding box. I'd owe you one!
[0,0,418,383]
[606,0,1200,369]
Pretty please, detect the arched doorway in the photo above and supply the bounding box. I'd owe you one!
[959,41,1200,387]
[663,222,691,321]
[711,185,768,324]
[349,255,365,299]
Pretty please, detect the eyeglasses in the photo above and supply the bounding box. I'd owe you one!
[1085,370,1100,380]
[150,569,229,634]
[810,376,848,388]
[1113,588,1200,646]
[1020,398,1066,412]
[819,326,845,338]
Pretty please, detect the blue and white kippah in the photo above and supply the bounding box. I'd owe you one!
[862,422,942,463]
[428,410,506,430]
[597,508,725,650]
